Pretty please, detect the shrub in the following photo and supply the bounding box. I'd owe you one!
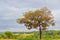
[4,31,14,39]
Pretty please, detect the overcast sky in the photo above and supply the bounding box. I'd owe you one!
[0,0,60,32]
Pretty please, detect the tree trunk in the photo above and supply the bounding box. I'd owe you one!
[39,27,42,40]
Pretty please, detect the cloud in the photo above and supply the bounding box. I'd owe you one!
[52,9,60,22]
[0,27,38,32]
[0,5,37,20]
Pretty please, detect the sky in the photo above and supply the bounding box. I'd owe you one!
[0,0,60,32]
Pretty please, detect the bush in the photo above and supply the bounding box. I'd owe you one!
[0,34,6,39]
[4,31,14,39]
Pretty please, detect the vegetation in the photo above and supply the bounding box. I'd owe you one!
[0,31,60,40]
[17,7,55,39]
[0,7,56,40]
[4,31,14,39]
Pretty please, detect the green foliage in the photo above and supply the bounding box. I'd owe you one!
[4,31,14,39]
[0,34,6,39]
[0,31,60,40]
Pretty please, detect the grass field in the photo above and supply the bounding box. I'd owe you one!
[0,31,60,40]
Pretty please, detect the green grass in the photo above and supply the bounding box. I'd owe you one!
[0,31,60,40]
[1,39,60,40]
[0,39,15,40]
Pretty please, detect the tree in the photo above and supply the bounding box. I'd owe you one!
[17,7,55,39]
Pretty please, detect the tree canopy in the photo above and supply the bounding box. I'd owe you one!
[17,7,55,30]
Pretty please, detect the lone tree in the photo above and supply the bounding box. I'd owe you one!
[17,7,55,39]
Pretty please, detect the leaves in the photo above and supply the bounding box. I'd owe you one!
[17,7,55,30]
